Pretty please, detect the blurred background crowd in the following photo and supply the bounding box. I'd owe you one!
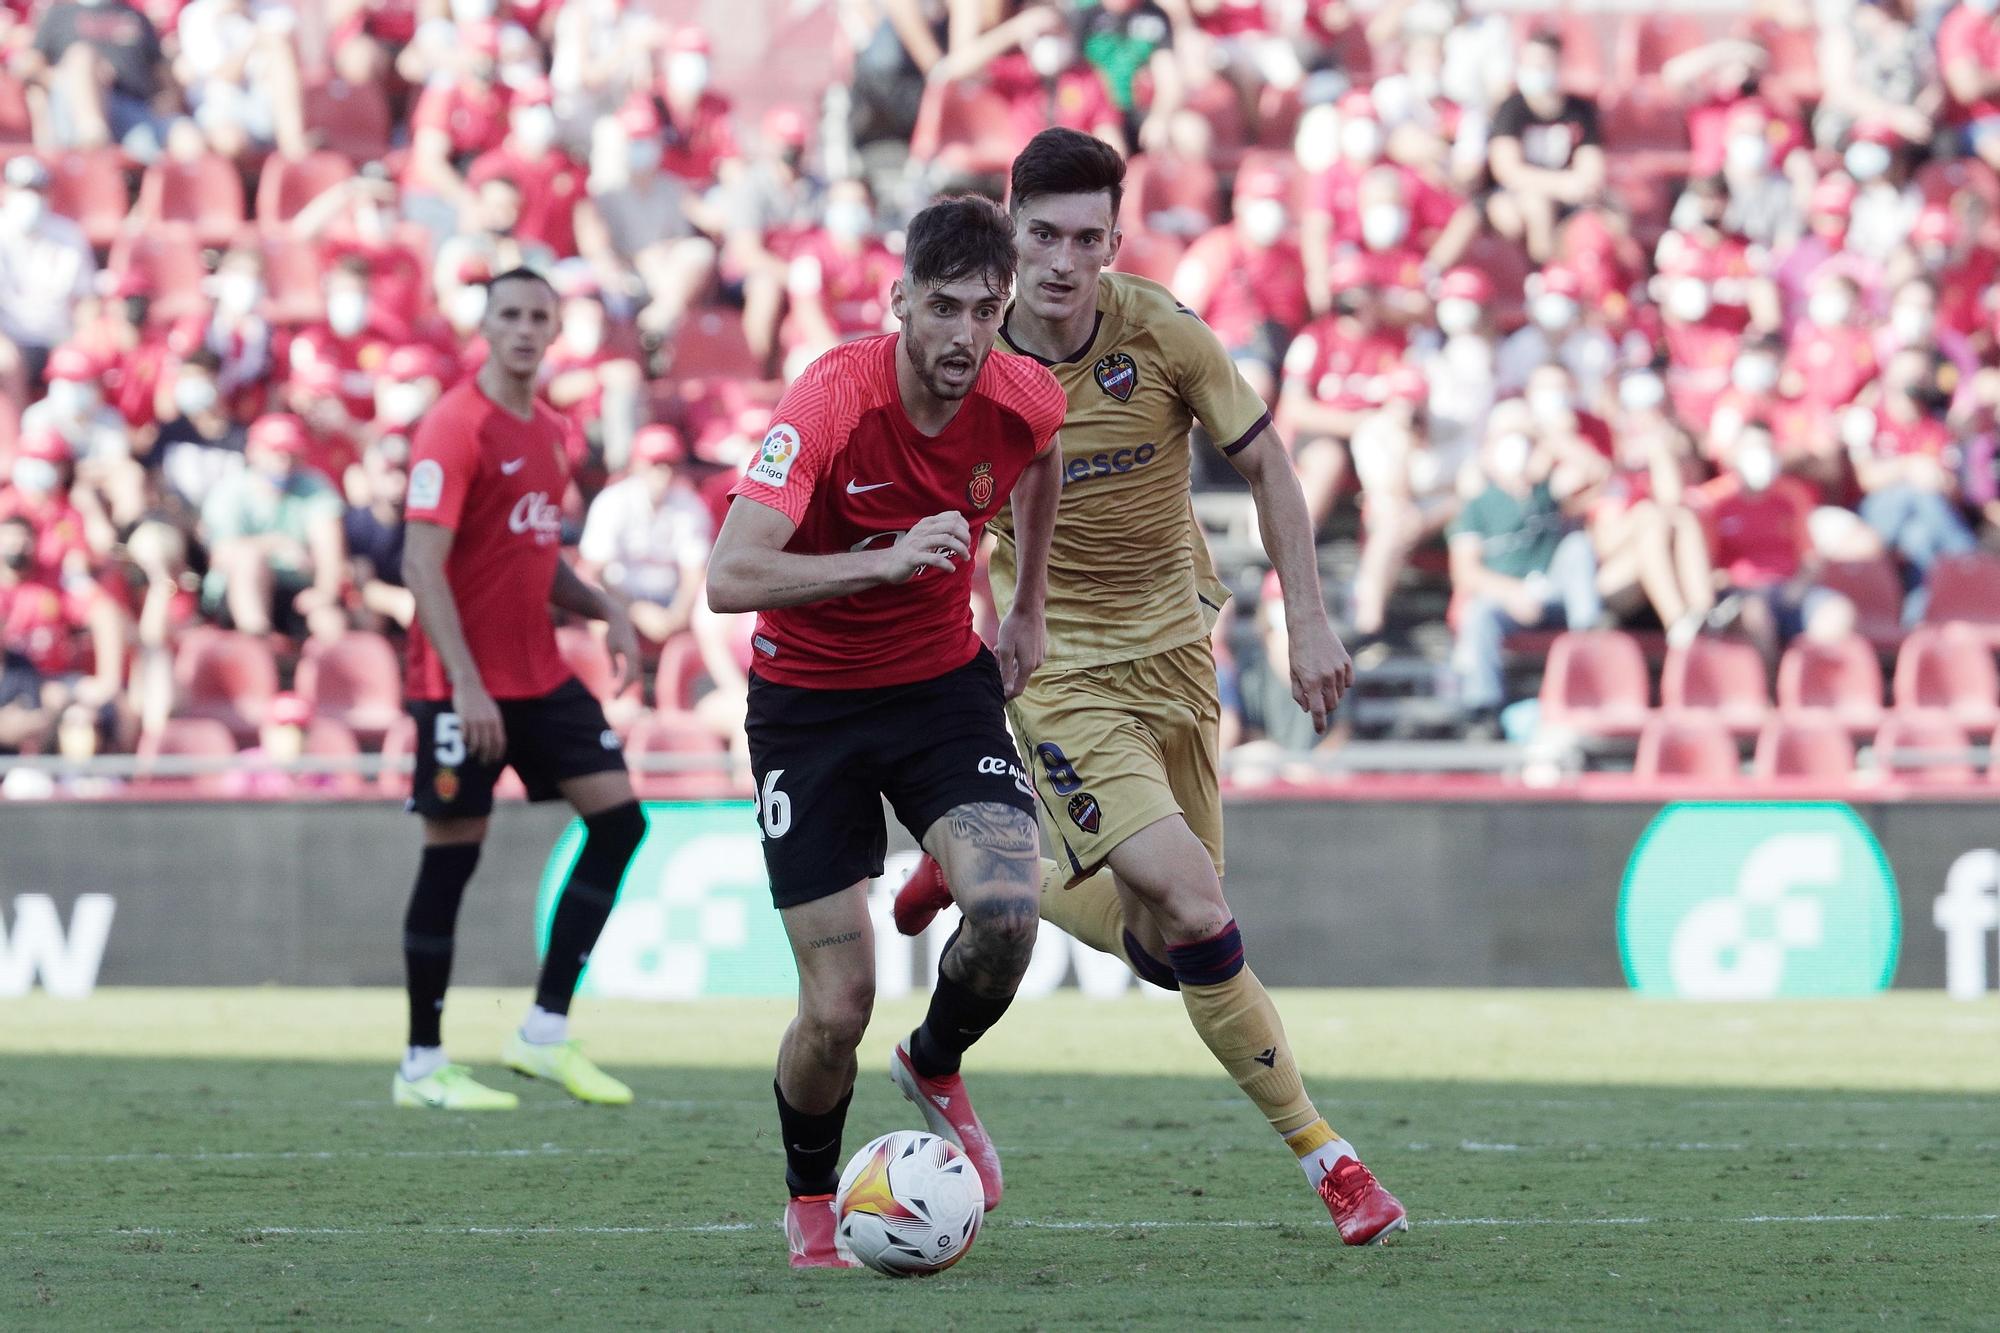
[1,0,1998,799]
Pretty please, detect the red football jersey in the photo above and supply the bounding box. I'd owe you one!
[728,335,1065,690]
[403,379,578,701]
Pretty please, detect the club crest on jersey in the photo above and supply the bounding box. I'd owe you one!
[1093,352,1138,402]
[1067,791,1102,834]
[967,461,995,510]
[434,767,459,803]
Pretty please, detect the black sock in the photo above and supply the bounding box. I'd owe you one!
[403,842,482,1048]
[908,966,1015,1078]
[775,1079,852,1198]
[535,802,647,1014]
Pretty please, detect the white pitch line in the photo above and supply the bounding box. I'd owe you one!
[1,1145,629,1166]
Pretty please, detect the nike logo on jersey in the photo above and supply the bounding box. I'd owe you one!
[500,457,526,475]
[846,479,894,494]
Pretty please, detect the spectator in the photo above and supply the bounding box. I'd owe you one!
[154,348,247,519]
[0,509,124,737]
[124,515,196,736]
[0,431,92,574]
[0,515,61,753]
[369,343,450,446]
[1419,264,1498,465]
[222,690,317,798]
[1758,172,1867,333]
[653,27,741,189]
[1130,108,1221,240]
[1717,102,1807,250]
[288,257,408,429]
[400,23,510,242]
[541,273,641,468]
[293,172,432,333]
[27,0,172,160]
[1350,165,1437,329]
[1448,401,1601,735]
[1783,270,1878,426]
[438,174,562,284]
[1844,121,1922,262]
[579,102,717,341]
[711,102,823,372]
[198,413,348,639]
[1653,207,1755,433]
[1591,370,1710,643]
[1817,0,1938,152]
[0,157,98,402]
[577,423,711,647]
[1077,0,1180,150]
[1346,370,1455,645]
[844,0,979,149]
[467,77,596,260]
[193,245,274,413]
[1226,570,1345,780]
[1495,262,1616,402]
[1938,0,2000,174]
[781,177,900,377]
[959,9,1126,157]
[24,346,131,468]
[70,268,173,431]
[1710,333,1830,490]
[1662,38,1812,188]
[1174,159,1309,402]
[1481,30,1603,262]
[344,434,412,632]
[172,0,308,159]
[1846,346,1980,608]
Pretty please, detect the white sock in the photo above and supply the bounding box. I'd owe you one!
[520,1005,569,1045]
[401,1046,447,1081]
[1296,1137,1360,1191]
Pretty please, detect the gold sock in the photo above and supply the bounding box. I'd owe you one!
[1177,964,1326,1140]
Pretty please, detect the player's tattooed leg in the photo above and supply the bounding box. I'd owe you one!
[933,802,1041,997]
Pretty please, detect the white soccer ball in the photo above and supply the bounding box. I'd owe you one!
[834,1130,984,1277]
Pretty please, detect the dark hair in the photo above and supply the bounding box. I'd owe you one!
[1528,29,1562,53]
[182,348,224,374]
[485,266,558,299]
[1010,127,1125,221]
[903,194,1016,294]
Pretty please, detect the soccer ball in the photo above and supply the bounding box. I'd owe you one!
[834,1130,984,1277]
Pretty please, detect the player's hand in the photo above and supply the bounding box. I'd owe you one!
[604,608,642,698]
[995,606,1045,700]
[881,512,972,583]
[452,680,506,764]
[1289,615,1355,736]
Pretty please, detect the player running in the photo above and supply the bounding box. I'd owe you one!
[394,268,649,1112]
[705,196,1066,1269]
[895,130,1408,1245]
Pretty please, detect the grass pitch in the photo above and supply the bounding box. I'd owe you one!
[3,989,1996,1330]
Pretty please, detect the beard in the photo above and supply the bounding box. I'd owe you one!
[905,336,982,402]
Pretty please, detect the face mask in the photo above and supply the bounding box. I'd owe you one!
[451,0,495,21]
[1619,372,1666,413]
[1340,119,1383,163]
[2,192,43,231]
[1528,388,1571,423]
[1294,111,1340,171]
[10,458,56,495]
[1844,141,1892,181]
[564,313,603,356]
[666,53,709,98]
[327,291,368,338]
[174,377,218,416]
[1517,66,1556,100]
[1891,305,1934,346]
[1029,35,1072,78]
[1808,291,1852,328]
[1736,444,1777,493]
[626,140,658,177]
[1437,298,1481,336]
[1489,433,1533,479]
[217,273,262,314]
[1406,0,1454,35]
[825,202,872,241]
[1361,205,1408,251]
[512,105,558,155]
[450,285,488,328]
[1725,134,1769,177]
[378,383,432,426]
[1240,200,1287,248]
[49,381,96,416]
[1731,356,1778,394]
[1667,279,1711,324]
[1532,293,1577,331]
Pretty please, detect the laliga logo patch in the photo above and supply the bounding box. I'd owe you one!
[1093,352,1137,403]
[1066,791,1101,834]
[967,461,995,510]
[748,423,801,488]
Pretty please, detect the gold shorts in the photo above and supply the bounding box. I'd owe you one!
[1007,636,1223,884]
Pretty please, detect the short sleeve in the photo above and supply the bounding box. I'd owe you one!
[406,401,482,530]
[411,84,453,136]
[727,366,841,525]
[1571,98,1602,149]
[1489,94,1528,141]
[1019,365,1068,453]
[1167,306,1273,455]
[577,486,624,565]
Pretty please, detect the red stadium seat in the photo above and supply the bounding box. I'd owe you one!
[626,710,726,758]
[1753,716,1857,782]
[557,623,634,704]
[174,629,280,742]
[1660,636,1770,734]
[910,81,1018,177]
[1634,714,1740,781]
[304,717,367,795]
[668,308,763,382]
[297,631,404,745]
[1126,153,1222,237]
[1776,633,1885,733]
[1620,14,1719,82]
[304,77,393,163]
[653,633,710,712]
[1110,229,1187,287]
[379,714,417,797]
[254,150,355,228]
[135,152,245,249]
[1537,630,1652,737]
[1892,623,2000,731]
[1815,557,1906,652]
[1871,711,1977,784]
[49,148,132,250]
[137,717,239,794]
[1923,553,2000,645]
[257,233,327,325]
[0,74,33,150]
[113,225,208,323]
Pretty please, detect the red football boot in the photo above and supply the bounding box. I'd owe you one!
[784,1194,855,1268]
[892,854,954,936]
[889,1042,1003,1211]
[1318,1157,1410,1246]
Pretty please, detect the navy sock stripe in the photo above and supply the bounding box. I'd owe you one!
[1122,930,1181,992]
[1167,921,1245,987]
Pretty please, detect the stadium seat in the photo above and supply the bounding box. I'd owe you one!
[1126,153,1221,236]
[303,77,393,163]
[558,623,631,703]
[0,74,33,150]
[1891,623,2000,732]
[254,150,355,227]
[1537,630,1652,737]
[1619,14,1720,83]
[1660,636,1771,734]
[1923,553,2000,644]
[1815,557,1906,652]
[1752,716,1857,782]
[1871,711,1978,784]
[257,233,328,325]
[1776,633,1885,733]
[297,631,404,745]
[174,629,280,742]
[668,308,763,382]
[136,717,239,794]
[49,148,132,251]
[378,714,416,797]
[626,710,726,758]
[113,225,208,323]
[909,81,1018,177]
[653,633,710,712]
[303,717,367,795]
[1634,714,1740,781]
[1109,229,1187,287]
[135,153,245,250]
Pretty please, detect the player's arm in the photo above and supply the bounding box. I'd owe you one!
[403,520,505,764]
[994,437,1062,698]
[1228,424,1355,733]
[706,496,970,612]
[550,559,641,696]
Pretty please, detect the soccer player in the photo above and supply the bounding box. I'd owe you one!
[705,196,1067,1268]
[895,129,1409,1245]
[393,268,650,1112]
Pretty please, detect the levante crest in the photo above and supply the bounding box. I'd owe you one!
[1093,352,1137,402]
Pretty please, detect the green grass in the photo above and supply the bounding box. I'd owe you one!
[3,990,1997,1330]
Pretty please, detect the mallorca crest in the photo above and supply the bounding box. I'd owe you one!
[967,461,995,510]
[1093,352,1138,402]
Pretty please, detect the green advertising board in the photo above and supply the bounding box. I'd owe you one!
[534,800,797,999]
[1618,802,1900,998]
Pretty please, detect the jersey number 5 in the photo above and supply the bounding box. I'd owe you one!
[434,714,467,767]
[759,769,792,840]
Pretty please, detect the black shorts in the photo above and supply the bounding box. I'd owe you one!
[744,647,1036,909]
[407,676,626,819]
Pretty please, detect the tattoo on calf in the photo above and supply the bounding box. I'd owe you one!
[806,930,862,949]
[944,895,1040,995]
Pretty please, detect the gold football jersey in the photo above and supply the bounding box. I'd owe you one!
[989,272,1271,669]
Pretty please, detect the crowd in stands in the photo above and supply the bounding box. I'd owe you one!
[0,0,1998,799]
